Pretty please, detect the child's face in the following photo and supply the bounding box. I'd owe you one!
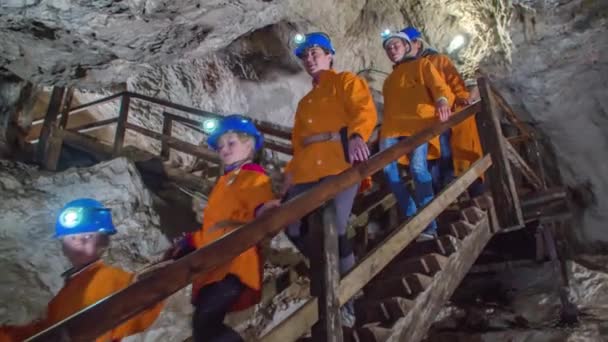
[217,132,254,166]
[61,232,107,267]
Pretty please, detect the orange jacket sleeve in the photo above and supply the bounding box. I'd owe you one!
[284,108,303,174]
[421,59,455,107]
[437,55,469,100]
[0,318,48,342]
[340,72,378,141]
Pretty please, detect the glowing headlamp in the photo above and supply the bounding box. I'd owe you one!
[59,208,83,228]
[381,28,392,39]
[202,119,219,134]
[293,33,306,45]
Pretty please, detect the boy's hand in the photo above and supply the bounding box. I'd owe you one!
[257,199,282,216]
[281,172,293,196]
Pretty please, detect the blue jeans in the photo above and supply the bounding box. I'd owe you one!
[429,130,455,193]
[381,137,437,234]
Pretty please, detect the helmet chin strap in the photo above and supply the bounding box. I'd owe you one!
[224,157,253,173]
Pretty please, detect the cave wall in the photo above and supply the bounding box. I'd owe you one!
[485,0,608,252]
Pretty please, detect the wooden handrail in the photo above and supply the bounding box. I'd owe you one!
[27,102,481,342]
[67,117,119,133]
[68,92,126,115]
[127,92,292,140]
[125,122,220,163]
[162,111,293,155]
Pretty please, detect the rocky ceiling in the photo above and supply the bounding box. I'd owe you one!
[0,0,511,87]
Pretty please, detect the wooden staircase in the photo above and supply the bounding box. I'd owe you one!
[22,77,572,342]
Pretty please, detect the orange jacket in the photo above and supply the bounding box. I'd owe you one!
[190,163,275,311]
[0,261,163,342]
[286,70,377,184]
[425,53,483,176]
[382,57,455,161]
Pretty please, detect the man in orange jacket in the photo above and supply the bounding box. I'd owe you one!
[0,198,163,342]
[402,26,484,196]
[380,28,455,240]
[282,32,378,327]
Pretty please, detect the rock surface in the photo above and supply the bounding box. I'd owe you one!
[428,257,608,341]
[484,0,608,252]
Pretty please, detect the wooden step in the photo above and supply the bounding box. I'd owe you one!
[364,273,432,300]
[355,297,414,326]
[397,235,461,260]
[383,253,449,278]
[353,323,393,342]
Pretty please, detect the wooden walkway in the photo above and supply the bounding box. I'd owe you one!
[24,77,572,342]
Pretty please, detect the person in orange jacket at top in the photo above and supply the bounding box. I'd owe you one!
[165,114,279,342]
[0,198,163,342]
[281,32,378,327]
[402,26,484,196]
[380,28,455,240]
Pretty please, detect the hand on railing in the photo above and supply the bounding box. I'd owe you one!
[280,172,293,197]
[436,98,451,122]
[348,135,370,162]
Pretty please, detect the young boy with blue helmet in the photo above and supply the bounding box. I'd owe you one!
[0,198,163,341]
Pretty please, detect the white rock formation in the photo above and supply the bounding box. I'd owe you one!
[485,0,608,252]
[0,157,192,341]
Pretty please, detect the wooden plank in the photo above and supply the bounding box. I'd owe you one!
[353,324,392,342]
[309,204,343,342]
[42,126,63,171]
[384,211,493,342]
[60,130,113,160]
[396,235,460,260]
[260,155,492,342]
[112,94,130,157]
[128,92,292,140]
[164,111,293,155]
[448,221,474,239]
[160,115,173,160]
[59,88,75,129]
[68,92,126,116]
[503,137,543,190]
[489,83,534,138]
[27,103,481,342]
[68,117,118,133]
[354,299,391,325]
[125,122,220,163]
[36,87,65,165]
[476,77,524,229]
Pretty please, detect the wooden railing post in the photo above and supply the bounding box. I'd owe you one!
[37,86,65,169]
[476,77,524,229]
[112,94,130,157]
[160,114,173,160]
[309,202,343,342]
[59,88,75,129]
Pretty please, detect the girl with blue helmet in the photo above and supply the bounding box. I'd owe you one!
[0,198,163,341]
[166,114,279,342]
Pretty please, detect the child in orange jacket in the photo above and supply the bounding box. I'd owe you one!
[167,114,279,342]
[0,198,163,342]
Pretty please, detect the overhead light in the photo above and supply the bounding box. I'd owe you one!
[447,34,466,53]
